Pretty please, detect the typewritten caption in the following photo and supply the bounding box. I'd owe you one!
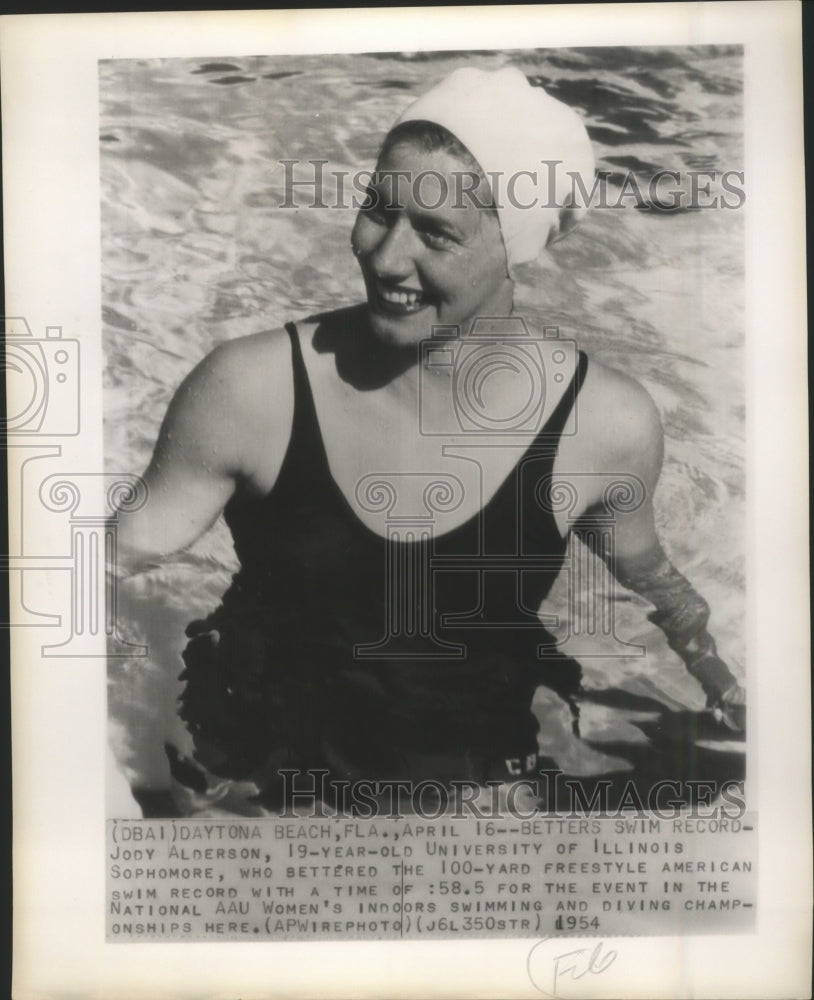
[107,814,757,941]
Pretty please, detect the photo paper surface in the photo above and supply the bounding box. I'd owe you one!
[3,4,810,998]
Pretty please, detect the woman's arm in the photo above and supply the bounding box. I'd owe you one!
[566,364,744,728]
[113,331,293,574]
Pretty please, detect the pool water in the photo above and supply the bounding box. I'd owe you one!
[101,45,745,812]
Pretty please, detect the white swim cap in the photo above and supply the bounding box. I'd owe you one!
[395,66,595,274]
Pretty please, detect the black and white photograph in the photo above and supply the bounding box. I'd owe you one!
[3,4,810,998]
[106,44,749,821]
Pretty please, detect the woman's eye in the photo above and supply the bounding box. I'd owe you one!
[420,229,455,249]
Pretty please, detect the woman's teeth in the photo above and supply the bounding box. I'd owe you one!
[377,282,425,311]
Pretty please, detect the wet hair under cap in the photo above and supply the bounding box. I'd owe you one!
[376,119,496,211]
[394,67,596,274]
[378,120,483,176]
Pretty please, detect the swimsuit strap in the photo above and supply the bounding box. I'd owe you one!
[543,349,589,445]
[284,320,325,456]
[278,322,588,516]
[278,321,335,494]
[284,320,587,455]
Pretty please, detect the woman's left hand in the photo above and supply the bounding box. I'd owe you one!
[710,681,746,733]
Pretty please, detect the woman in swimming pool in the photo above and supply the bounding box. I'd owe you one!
[116,67,745,812]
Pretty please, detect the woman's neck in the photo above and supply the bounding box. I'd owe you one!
[312,300,521,393]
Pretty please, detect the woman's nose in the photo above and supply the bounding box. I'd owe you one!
[369,216,418,279]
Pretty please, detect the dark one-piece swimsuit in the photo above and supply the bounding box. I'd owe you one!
[177,318,589,808]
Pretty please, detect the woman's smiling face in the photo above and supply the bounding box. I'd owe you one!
[351,141,513,349]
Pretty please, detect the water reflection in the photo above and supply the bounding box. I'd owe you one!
[102,46,745,812]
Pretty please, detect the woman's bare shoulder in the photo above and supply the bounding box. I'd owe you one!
[573,356,664,482]
[161,327,295,484]
[186,327,293,416]
[200,326,291,381]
